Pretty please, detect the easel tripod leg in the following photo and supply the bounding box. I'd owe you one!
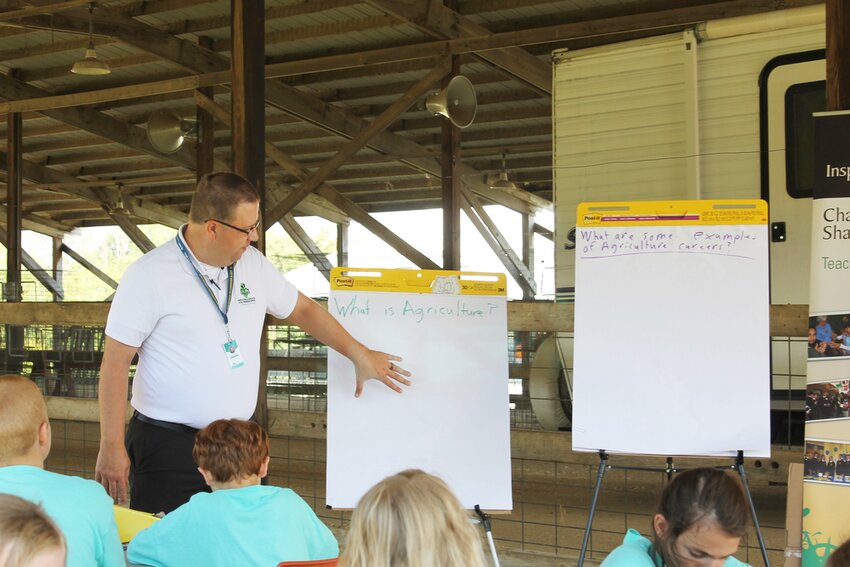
[578,451,608,567]
[735,452,770,567]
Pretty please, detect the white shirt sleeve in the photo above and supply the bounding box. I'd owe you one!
[259,252,299,320]
[105,259,161,348]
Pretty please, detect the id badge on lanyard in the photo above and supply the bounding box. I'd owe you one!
[223,328,245,370]
[176,235,244,371]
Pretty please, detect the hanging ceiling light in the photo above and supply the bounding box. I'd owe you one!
[111,184,129,215]
[71,3,110,76]
[490,153,518,191]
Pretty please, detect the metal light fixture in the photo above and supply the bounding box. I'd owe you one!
[70,3,110,76]
[146,109,198,154]
[111,184,129,215]
[490,153,518,191]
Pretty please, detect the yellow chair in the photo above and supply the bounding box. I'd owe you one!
[277,559,338,567]
[113,505,160,544]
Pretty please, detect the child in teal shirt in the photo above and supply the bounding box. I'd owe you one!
[601,468,751,567]
[0,374,124,567]
[127,419,338,567]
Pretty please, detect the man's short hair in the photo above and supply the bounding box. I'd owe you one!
[0,375,48,463]
[192,419,269,483]
[188,172,260,224]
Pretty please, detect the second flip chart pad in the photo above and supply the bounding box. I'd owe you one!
[573,201,771,457]
[326,268,513,510]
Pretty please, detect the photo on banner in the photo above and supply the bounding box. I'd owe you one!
[803,438,850,485]
[805,380,850,423]
[808,314,850,358]
[803,111,850,566]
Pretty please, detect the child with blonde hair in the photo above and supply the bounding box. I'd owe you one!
[340,469,486,567]
[0,375,122,567]
[0,493,65,567]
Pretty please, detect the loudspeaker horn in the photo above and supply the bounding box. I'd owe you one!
[146,109,196,154]
[425,75,477,129]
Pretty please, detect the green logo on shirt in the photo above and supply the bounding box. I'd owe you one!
[237,282,255,305]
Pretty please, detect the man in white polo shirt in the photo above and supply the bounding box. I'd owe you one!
[95,172,411,514]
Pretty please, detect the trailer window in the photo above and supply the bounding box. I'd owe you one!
[785,81,825,199]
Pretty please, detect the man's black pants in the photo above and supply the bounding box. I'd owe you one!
[126,412,210,514]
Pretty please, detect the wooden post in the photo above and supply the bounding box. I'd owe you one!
[52,236,63,302]
[6,112,23,371]
[441,57,462,270]
[337,223,348,268]
[196,36,216,181]
[827,0,850,112]
[231,0,266,233]
[521,212,535,300]
[6,112,22,303]
[231,0,269,429]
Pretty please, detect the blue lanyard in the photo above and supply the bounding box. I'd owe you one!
[175,234,234,325]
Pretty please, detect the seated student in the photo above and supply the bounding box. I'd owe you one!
[127,419,338,566]
[339,469,486,567]
[0,375,123,567]
[0,493,65,567]
[600,467,750,567]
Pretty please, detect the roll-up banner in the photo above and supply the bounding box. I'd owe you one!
[803,111,850,565]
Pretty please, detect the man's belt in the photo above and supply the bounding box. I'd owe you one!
[133,411,199,435]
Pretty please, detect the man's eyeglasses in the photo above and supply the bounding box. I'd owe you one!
[208,218,261,237]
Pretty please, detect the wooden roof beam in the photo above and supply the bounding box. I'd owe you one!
[365,0,550,94]
[59,243,118,290]
[266,61,451,222]
[104,206,155,253]
[0,227,63,297]
[192,91,350,225]
[279,214,334,281]
[49,8,543,215]
[0,151,186,229]
[0,206,72,237]
[0,74,197,170]
[193,92,436,269]
[461,187,536,296]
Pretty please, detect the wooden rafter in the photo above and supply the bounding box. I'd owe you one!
[461,187,536,296]
[266,60,451,222]
[279,214,334,281]
[365,0,551,94]
[59,243,118,289]
[0,228,63,298]
[0,74,197,169]
[0,205,71,237]
[0,151,186,229]
[193,91,438,270]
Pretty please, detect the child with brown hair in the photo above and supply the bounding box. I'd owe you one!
[126,418,338,566]
[600,467,751,567]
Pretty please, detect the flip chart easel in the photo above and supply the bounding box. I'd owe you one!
[325,267,513,512]
[577,452,770,567]
[572,200,771,566]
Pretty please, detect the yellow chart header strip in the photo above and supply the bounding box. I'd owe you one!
[577,200,768,227]
[330,267,507,296]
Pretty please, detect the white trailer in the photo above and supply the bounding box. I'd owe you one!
[533,6,825,435]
